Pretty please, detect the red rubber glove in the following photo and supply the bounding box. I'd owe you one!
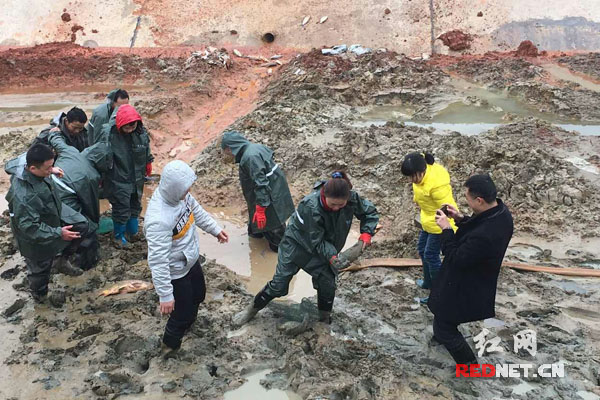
[252,205,267,230]
[359,232,372,246]
[145,162,152,177]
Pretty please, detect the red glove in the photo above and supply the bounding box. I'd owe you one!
[145,162,152,177]
[359,232,372,246]
[252,205,267,230]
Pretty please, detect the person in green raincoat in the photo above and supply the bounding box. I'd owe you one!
[88,89,129,145]
[47,131,112,269]
[98,104,153,248]
[232,171,379,326]
[5,144,91,303]
[34,107,90,152]
[220,131,295,252]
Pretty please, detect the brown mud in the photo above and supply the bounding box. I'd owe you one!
[1,44,599,399]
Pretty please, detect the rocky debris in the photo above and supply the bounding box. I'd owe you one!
[134,97,183,116]
[0,43,220,89]
[438,30,474,51]
[185,47,232,70]
[60,13,71,23]
[515,40,539,57]
[557,53,600,80]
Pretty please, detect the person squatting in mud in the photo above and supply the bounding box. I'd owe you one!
[34,106,90,152]
[144,160,229,350]
[220,131,295,252]
[428,174,514,364]
[233,171,379,326]
[98,104,154,249]
[4,143,93,303]
[401,152,458,304]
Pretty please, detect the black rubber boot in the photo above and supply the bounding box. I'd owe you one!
[446,341,478,364]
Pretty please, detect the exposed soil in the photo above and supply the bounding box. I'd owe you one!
[1,45,600,399]
[438,30,474,51]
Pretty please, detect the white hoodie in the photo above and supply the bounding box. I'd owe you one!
[144,160,222,302]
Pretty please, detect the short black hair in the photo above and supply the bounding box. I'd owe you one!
[400,152,435,176]
[26,143,55,168]
[66,107,87,123]
[465,174,497,203]
[114,89,129,101]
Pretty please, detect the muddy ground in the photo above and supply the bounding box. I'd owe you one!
[1,44,600,399]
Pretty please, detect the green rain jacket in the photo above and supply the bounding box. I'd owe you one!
[4,157,87,261]
[221,131,294,233]
[98,107,153,206]
[280,181,379,276]
[34,113,89,152]
[88,89,119,145]
[48,131,111,232]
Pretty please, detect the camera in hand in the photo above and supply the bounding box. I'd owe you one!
[440,205,449,216]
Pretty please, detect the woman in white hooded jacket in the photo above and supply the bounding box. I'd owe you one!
[144,160,228,350]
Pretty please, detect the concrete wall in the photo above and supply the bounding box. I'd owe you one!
[1,0,600,54]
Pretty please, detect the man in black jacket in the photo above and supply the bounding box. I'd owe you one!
[427,174,514,364]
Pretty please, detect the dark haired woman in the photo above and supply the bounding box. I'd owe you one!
[232,171,379,326]
[401,152,458,303]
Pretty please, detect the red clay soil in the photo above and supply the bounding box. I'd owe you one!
[515,40,539,57]
[437,30,473,51]
[61,13,71,22]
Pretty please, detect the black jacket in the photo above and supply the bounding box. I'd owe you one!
[428,199,514,323]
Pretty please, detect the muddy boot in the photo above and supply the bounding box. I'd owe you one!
[125,217,144,243]
[54,256,83,276]
[113,223,131,249]
[318,310,332,324]
[447,342,478,365]
[232,302,260,327]
[160,342,180,359]
[247,224,264,239]
[31,291,48,304]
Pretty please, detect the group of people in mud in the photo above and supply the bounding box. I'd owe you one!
[4,88,513,366]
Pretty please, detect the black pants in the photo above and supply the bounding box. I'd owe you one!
[433,317,477,364]
[163,261,206,350]
[109,190,141,225]
[25,221,89,296]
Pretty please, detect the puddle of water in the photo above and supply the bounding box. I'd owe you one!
[223,369,301,400]
[565,156,600,175]
[357,76,600,136]
[506,243,543,260]
[542,63,600,92]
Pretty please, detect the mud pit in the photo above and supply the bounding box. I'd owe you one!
[1,44,600,399]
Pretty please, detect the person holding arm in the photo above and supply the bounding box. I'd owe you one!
[232,171,379,326]
[144,160,229,351]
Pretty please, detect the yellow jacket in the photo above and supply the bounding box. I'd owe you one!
[413,163,458,234]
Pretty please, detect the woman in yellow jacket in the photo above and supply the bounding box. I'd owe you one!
[401,152,458,303]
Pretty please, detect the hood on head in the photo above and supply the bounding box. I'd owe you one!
[220,131,250,159]
[158,160,197,205]
[4,153,27,179]
[115,104,142,130]
[106,88,121,103]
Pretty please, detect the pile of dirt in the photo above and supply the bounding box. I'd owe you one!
[515,40,539,57]
[557,52,600,80]
[0,42,230,89]
[438,30,474,51]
